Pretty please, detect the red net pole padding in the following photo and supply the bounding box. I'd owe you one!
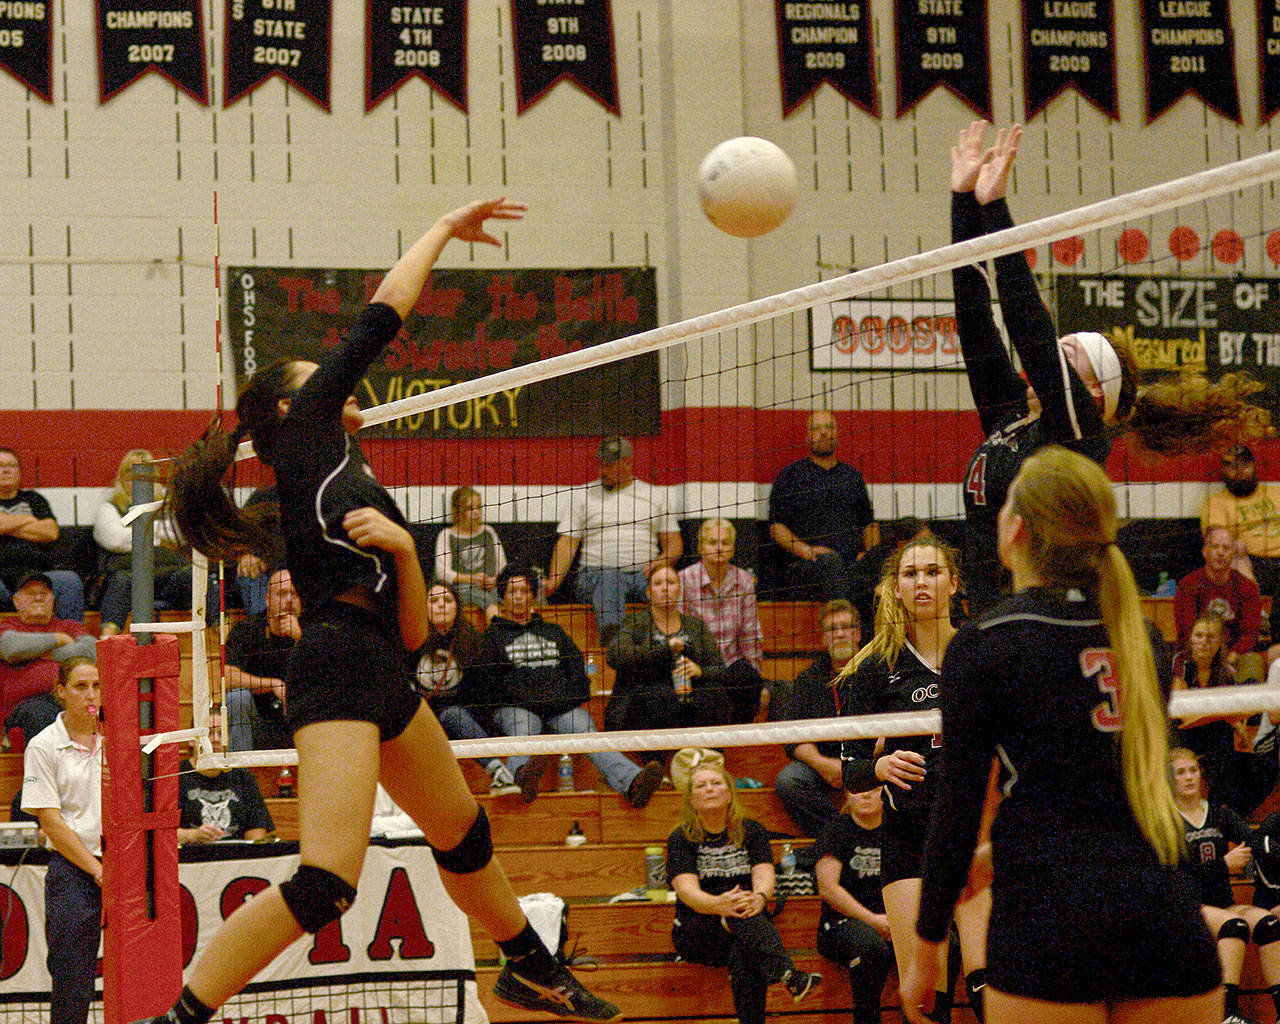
[99,634,184,1024]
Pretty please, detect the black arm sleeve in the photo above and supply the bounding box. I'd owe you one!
[840,659,883,793]
[291,302,403,426]
[916,625,999,942]
[982,200,1103,448]
[952,192,1025,435]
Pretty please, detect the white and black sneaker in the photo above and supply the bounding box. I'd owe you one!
[488,763,521,797]
[493,961,622,1022]
[783,968,821,1003]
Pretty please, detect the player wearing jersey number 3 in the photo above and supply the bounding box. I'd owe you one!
[901,446,1222,1024]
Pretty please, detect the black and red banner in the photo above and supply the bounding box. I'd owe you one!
[1141,0,1239,123]
[1258,0,1280,122]
[224,0,331,110]
[95,0,206,104]
[226,265,659,438]
[510,0,617,115]
[775,0,876,117]
[1022,0,1116,120]
[0,0,52,101]
[894,0,990,119]
[366,0,466,112]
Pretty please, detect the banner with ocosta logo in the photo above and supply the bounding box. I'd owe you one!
[810,298,976,372]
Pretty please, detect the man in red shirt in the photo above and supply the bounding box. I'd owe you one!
[0,571,94,746]
[1174,526,1263,683]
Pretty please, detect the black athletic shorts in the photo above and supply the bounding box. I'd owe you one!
[285,601,420,741]
[986,844,1221,1002]
[879,805,928,886]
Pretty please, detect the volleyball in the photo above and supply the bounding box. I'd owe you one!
[697,136,797,238]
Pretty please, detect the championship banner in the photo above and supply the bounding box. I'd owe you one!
[1140,0,1239,123]
[226,265,660,438]
[95,0,207,104]
[775,0,877,117]
[1258,0,1280,122]
[0,842,487,1024]
[893,0,990,119]
[0,0,52,102]
[510,0,618,115]
[366,0,467,112]
[224,0,331,110]
[1055,273,1280,417]
[1021,0,1116,121]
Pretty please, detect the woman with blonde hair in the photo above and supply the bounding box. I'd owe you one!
[92,448,191,636]
[433,485,506,619]
[666,750,820,1024]
[901,447,1222,1024]
[840,530,988,1022]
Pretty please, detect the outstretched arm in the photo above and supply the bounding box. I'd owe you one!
[950,121,1025,435]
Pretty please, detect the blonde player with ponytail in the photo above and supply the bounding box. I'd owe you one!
[901,447,1221,1024]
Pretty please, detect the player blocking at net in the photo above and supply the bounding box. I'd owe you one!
[139,199,622,1024]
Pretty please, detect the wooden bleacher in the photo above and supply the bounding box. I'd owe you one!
[3,596,1273,1021]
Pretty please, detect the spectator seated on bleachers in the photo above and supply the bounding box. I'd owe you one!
[1202,443,1280,603]
[0,446,85,621]
[544,437,681,646]
[1173,611,1276,815]
[678,517,765,723]
[177,755,274,843]
[1175,525,1264,685]
[767,411,877,602]
[772,600,860,839]
[92,448,191,636]
[481,565,662,807]
[434,486,507,620]
[604,565,728,739]
[413,579,519,796]
[222,568,296,751]
[0,571,96,748]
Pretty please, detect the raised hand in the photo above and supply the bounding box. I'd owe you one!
[342,507,413,556]
[974,124,1022,205]
[440,197,527,247]
[950,120,992,193]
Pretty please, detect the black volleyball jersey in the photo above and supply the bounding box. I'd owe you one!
[269,302,410,621]
[952,194,1110,609]
[1180,801,1249,909]
[841,642,943,821]
[917,587,1164,942]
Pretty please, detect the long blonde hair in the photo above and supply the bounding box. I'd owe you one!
[110,449,164,513]
[844,530,959,678]
[1010,446,1182,865]
[678,762,746,847]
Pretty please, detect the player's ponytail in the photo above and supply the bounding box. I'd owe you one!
[1011,447,1182,866]
[167,358,295,563]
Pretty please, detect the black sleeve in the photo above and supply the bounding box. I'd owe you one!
[26,491,54,522]
[767,465,795,527]
[235,770,275,833]
[290,302,403,426]
[952,192,1026,435]
[982,200,1103,448]
[556,626,590,701]
[1220,805,1251,846]
[223,618,257,669]
[917,623,1000,942]
[813,814,852,863]
[743,819,774,866]
[666,828,698,881]
[851,473,874,538]
[841,659,883,793]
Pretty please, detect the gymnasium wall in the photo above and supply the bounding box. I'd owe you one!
[1,0,1277,529]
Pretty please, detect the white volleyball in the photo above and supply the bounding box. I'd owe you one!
[697,136,798,238]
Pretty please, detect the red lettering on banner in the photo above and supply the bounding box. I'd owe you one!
[412,279,466,319]
[278,277,341,314]
[533,323,583,360]
[832,315,855,353]
[366,867,436,961]
[265,1015,288,1024]
[0,883,29,979]
[311,917,354,964]
[221,876,271,919]
[553,273,640,324]
[180,884,200,968]
[830,314,961,357]
[488,276,539,320]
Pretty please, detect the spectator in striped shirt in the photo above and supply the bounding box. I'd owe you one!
[678,518,766,723]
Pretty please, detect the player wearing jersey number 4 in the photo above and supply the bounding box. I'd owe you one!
[902,446,1222,1024]
[139,200,620,1024]
[949,122,1267,612]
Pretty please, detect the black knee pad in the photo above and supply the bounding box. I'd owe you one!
[1255,914,1280,946]
[432,805,493,875]
[280,865,357,933]
[1219,916,1251,942]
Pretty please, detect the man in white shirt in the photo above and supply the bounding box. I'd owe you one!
[545,437,681,645]
[21,657,103,1024]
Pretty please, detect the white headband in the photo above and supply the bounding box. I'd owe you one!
[1071,331,1123,421]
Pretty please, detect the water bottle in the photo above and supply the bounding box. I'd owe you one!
[558,753,575,792]
[585,653,599,680]
[644,845,667,901]
[779,843,796,875]
[566,821,587,847]
[276,765,295,799]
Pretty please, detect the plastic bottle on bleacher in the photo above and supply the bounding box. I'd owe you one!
[558,753,575,792]
[779,843,796,875]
